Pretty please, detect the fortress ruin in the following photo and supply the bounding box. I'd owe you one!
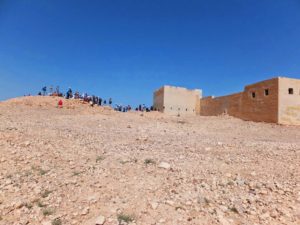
[153,77,300,125]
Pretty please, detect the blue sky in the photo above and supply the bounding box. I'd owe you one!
[0,0,300,106]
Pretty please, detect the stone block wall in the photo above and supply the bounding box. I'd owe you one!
[278,77,300,125]
[154,77,300,125]
[200,78,279,123]
[153,86,202,116]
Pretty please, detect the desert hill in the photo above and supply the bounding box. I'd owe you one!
[0,96,299,225]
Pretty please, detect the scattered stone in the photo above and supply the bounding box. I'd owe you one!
[251,171,257,176]
[24,141,31,147]
[158,162,171,170]
[150,202,159,210]
[81,207,90,215]
[165,200,175,206]
[0,96,297,225]
[95,215,106,225]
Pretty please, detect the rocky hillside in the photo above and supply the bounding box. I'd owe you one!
[0,96,299,225]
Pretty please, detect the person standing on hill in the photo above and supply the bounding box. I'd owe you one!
[66,87,73,99]
[109,98,112,106]
[42,86,47,96]
[57,99,63,108]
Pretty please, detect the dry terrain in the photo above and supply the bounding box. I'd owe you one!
[0,96,299,225]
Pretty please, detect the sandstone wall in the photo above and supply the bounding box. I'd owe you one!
[200,93,242,117]
[153,87,164,112]
[200,78,279,123]
[153,86,202,116]
[239,78,279,123]
[278,77,300,125]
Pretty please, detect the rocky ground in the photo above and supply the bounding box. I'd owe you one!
[0,96,299,225]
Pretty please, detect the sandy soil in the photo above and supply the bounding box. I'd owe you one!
[0,96,299,225]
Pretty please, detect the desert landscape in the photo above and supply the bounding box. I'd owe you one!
[0,96,299,225]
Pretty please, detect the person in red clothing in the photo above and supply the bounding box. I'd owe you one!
[58,99,63,108]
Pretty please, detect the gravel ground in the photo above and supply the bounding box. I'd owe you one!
[0,96,299,225]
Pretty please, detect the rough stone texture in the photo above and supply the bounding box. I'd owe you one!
[0,96,299,225]
[200,78,279,123]
[278,77,300,125]
[200,77,300,125]
[153,86,202,116]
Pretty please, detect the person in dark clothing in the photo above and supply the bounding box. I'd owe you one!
[98,97,102,106]
[103,100,106,105]
[66,88,73,99]
[109,98,112,105]
[42,86,47,96]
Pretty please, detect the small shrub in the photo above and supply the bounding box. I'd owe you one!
[117,214,134,223]
[119,160,128,165]
[52,218,62,225]
[96,156,104,163]
[144,158,156,165]
[72,171,82,176]
[230,206,239,214]
[175,206,184,211]
[31,166,48,175]
[24,203,33,209]
[43,208,54,216]
[39,169,48,176]
[36,200,46,208]
[41,190,52,198]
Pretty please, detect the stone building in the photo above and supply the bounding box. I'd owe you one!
[153,85,202,116]
[153,77,300,125]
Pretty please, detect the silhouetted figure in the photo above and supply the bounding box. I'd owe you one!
[42,86,47,96]
[66,87,73,99]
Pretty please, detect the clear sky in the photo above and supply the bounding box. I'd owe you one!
[0,0,300,106]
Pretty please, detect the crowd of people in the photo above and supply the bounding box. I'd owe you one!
[38,86,112,107]
[38,85,153,112]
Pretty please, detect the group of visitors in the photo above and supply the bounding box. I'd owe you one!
[114,104,132,112]
[65,88,113,107]
[114,104,154,113]
[136,104,153,112]
[38,85,154,112]
[38,86,112,107]
[38,86,62,97]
